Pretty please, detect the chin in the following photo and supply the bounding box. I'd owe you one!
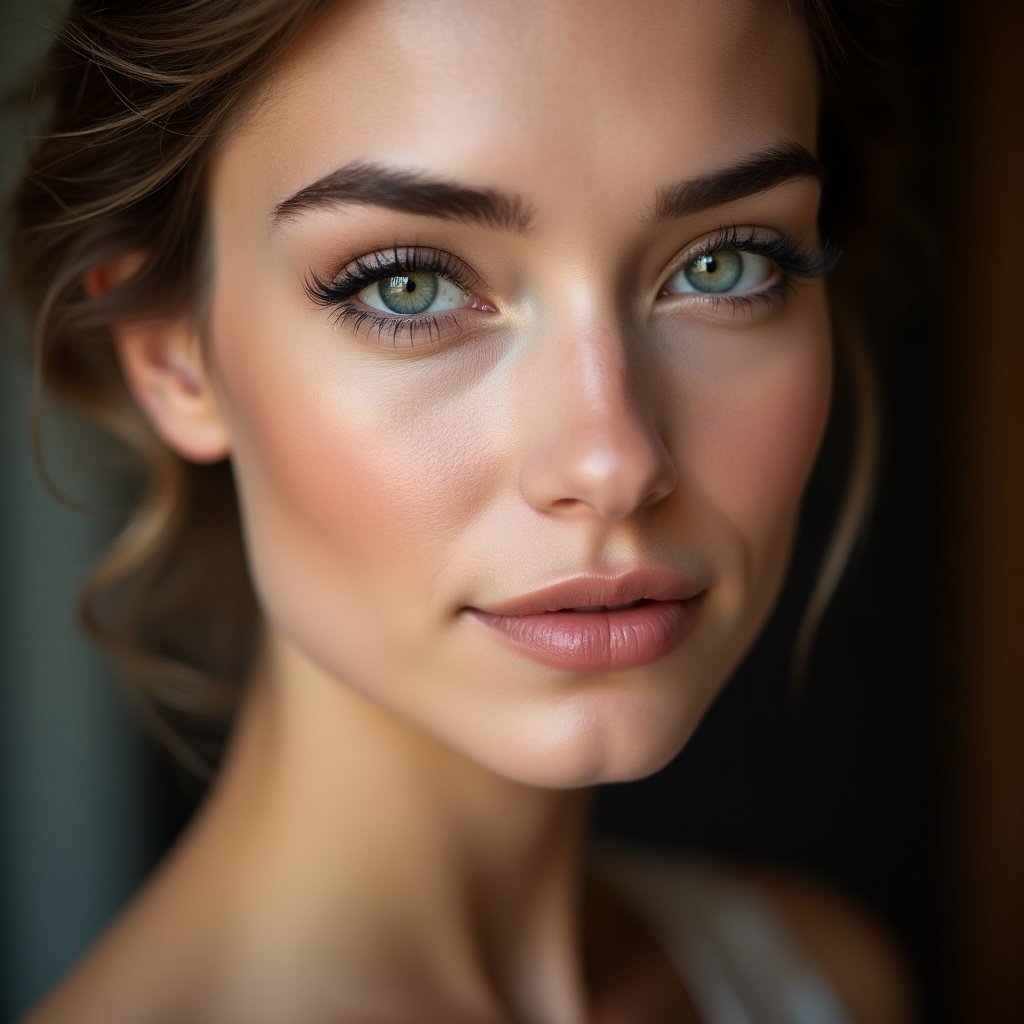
[468,682,715,790]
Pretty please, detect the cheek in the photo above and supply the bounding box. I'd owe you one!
[702,345,832,530]
[673,298,833,573]
[206,293,508,653]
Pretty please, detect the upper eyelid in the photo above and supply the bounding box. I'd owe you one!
[333,246,482,292]
[653,229,774,290]
[661,226,837,282]
[322,228,781,287]
[677,226,786,261]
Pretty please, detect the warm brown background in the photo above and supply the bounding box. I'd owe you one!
[947,0,1024,1019]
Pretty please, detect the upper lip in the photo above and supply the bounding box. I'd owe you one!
[474,569,705,616]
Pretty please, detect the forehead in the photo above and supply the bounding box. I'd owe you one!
[213,0,818,225]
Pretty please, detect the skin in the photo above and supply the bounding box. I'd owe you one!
[203,0,828,791]
[27,1,909,1022]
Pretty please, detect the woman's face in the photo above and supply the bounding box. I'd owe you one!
[203,0,830,786]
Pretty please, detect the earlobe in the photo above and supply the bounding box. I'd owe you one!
[85,254,231,464]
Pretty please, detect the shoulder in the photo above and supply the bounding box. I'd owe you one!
[736,866,918,1024]
[18,868,218,1024]
[18,931,205,1024]
[600,848,917,1024]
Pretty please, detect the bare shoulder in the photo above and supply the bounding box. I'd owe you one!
[17,860,219,1024]
[17,919,207,1024]
[736,866,918,1024]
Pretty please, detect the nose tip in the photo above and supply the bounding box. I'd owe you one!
[519,399,677,522]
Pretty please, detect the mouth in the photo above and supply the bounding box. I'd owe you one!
[568,599,645,612]
[467,570,706,672]
[476,568,704,617]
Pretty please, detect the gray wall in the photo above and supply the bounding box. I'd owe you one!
[1,3,158,1017]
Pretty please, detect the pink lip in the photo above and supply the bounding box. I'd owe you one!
[467,570,705,672]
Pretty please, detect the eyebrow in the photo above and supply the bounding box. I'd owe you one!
[271,141,823,232]
[273,161,534,233]
[652,142,824,222]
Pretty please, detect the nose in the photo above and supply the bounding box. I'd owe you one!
[518,320,677,522]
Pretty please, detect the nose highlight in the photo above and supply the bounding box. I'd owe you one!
[519,363,677,522]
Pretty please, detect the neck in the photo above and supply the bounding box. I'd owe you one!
[187,627,598,1024]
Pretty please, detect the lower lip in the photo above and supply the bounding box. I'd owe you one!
[469,598,703,672]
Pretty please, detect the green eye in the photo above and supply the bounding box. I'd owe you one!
[663,248,775,297]
[377,272,439,314]
[358,269,470,316]
[682,250,744,293]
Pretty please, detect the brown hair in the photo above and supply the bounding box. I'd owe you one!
[6,0,896,774]
[7,0,331,775]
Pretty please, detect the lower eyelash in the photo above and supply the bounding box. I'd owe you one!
[690,280,791,318]
[304,246,477,345]
[664,227,837,317]
[329,305,466,346]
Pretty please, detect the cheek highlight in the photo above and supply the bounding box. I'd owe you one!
[208,286,517,673]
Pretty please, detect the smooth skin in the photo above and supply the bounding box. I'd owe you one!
[29,1,913,1021]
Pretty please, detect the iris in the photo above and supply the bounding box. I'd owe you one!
[683,250,744,293]
[378,272,439,314]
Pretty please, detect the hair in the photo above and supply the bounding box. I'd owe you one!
[6,0,904,776]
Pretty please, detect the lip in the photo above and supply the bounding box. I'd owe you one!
[467,569,705,672]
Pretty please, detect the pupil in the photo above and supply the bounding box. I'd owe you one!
[379,272,439,314]
[683,249,743,293]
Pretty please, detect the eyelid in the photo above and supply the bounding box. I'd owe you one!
[654,225,839,302]
[311,245,484,300]
[648,225,839,324]
[303,245,490,347]
[671,225,840,279]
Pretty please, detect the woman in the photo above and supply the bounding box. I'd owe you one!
[8,0,915,1020]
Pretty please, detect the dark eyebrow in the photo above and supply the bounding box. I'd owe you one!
[653,142,824,222]
[273,161,534,233]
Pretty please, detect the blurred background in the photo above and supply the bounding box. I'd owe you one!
[1,0,1021,1021]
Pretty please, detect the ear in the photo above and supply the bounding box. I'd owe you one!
[85,254,231,463]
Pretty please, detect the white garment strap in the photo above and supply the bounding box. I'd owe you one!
[601,852,855,1024]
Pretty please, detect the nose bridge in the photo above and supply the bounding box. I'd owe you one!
[518,304,677,521]
[563,313,646,451]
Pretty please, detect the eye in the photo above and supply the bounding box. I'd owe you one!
[304,247,490,347]
[360,271,471,316]
[663,249,777,296]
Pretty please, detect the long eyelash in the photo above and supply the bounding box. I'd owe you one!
[306,230,839,341]
[694,225,841,280]
[304,245,477,341]
[328,306,464,346]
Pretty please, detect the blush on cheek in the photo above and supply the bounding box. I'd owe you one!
[688,333,833,560]
[222,404,445,692]
[736,356,830,512]
[210,301,507,683]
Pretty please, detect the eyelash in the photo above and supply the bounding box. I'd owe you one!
[304,229,840,344]
[305,246,479,345]
[665,225,840,315]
